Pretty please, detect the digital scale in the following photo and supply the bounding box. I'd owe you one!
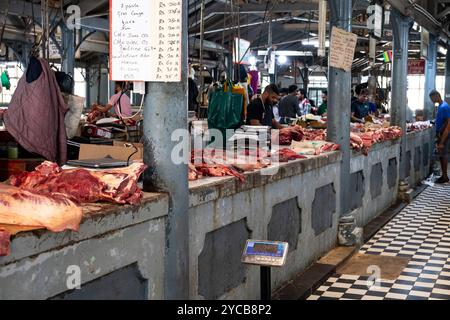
[241,239,289,300]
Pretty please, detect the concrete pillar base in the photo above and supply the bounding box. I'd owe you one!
[338,212,363,247]
[398,180,412,202]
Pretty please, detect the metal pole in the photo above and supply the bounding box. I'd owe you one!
[260,266,271,300]
[199,0,205,112]
[423,34,437,121]
[61,25,75,77]
[445,49,450,105]
[327,0,352,217]
[318,0,327,58]
[390,9,413,182]
[85,66,91,106]
[143,1,189,300]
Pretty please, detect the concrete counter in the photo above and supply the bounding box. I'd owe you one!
[0,129,434,300]
[0,192,169,300]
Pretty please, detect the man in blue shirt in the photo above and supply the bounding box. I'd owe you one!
[429,90,450,183]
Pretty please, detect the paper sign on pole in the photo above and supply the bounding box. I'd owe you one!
[329,26,358,73]
[110,0,182,82]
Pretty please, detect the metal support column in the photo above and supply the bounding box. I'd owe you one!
[423,34,437,121]
[445,49,450,105]
[85,66,91,107]
[390,9,413,183]
[61,25,75,77]
[143,1,189,299]
[327,0,352,217]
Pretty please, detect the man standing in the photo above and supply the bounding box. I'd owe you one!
[429,90,450,183]
[351,88,370,123]
[298,89,311,116]
[317,90,328,116]
[246,84,283,129]
[278,85,301,122]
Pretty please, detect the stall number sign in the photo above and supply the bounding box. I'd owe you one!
[408,59,425,75]
[241,240,288,267]
[110,0,182,82]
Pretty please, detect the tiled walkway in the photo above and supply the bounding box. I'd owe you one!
[308,181,450,300]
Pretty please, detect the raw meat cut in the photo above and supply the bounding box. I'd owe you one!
[273,126,305,146]
[10,161,147,205]
[195,164,245,181]
[291,141,340,155]
[188,163,199,181]
[302,129,326,141]
[0,229,10,257]
[0,184,82,232]
[272,148,307,162]
[86,108,106,124]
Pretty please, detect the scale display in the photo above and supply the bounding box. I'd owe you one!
[242,240,288,267]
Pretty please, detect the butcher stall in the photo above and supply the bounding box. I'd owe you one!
[0,119,434,299]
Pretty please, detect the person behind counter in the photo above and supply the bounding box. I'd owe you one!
[298,89,311,116]
[93,81,132,118]
[272,88,288,122]
[351,88,371,123]
[278,85,301,123]
[246,84,283,129]
[429,90,450,184]
[317,90,328,116]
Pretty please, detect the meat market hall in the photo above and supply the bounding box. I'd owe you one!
[1,0,450,308]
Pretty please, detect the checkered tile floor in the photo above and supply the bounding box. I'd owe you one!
[308,182,450,300]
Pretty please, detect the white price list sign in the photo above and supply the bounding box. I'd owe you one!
[110,0,182,82]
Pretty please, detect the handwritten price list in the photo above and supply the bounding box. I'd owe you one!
[329,27,358,73]
[110,0,182,82]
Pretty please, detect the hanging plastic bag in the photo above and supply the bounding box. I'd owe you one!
[207,80,243,130]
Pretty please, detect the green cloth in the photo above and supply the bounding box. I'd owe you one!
[317,102,327,116]
[1,71,10,90]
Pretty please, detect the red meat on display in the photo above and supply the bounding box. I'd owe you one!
[10,161,147,205]
[273,148,307,162]
[0,229,11,257]
[274,126,305,145]
[0,184,82,233]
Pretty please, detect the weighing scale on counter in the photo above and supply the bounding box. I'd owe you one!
[241,239,289,300]
[227,125,272,152]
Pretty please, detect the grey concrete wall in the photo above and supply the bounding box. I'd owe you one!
[350,140,400,227]
[405,129,434,186]
[0,195,169,300]
[188,153,342,300]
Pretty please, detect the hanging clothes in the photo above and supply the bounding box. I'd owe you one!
[4,58,68,165]
[248,70,259,95]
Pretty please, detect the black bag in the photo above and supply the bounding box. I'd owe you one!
[50,64,74,94]
[54,71,74,94]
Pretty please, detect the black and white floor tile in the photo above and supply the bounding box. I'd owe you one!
[308,182,450,300]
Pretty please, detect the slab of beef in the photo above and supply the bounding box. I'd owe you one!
[303,129,326,141]
[273,126,305,146]
[0,229,10,257]
[195,164,245,182]
[273,148,307,162]
[0,184,82,233]
[10,161,147,205]
[86,108,106,124]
